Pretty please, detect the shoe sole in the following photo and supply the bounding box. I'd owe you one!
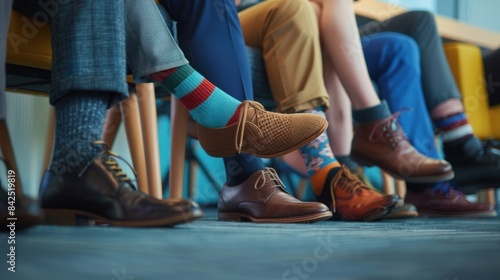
[417,210,497,218]
[218,211,333,223]
[336,203,399,222]
[205,121,328,158]
[41,208,204,227]
[351,157,455,183]
[384,210,419,219]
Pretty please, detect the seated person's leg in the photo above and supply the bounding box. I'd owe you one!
[38,1,203,227]
[309,0,452,185]
[360,11,500,191]
[240,0,400,221]
[129,0,332,223]
[361,32,495,217]
[483,48,500,106]
[362,33,440,160]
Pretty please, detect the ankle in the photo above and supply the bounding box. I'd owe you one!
[310,163,341,196]
[353,100,391,123]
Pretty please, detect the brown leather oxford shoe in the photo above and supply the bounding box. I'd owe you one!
[218,168,332,223]
[39,144,202,227]
[351,113,454,183]
[405,183,497,218]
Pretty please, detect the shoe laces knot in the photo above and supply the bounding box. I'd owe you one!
[368,109,411,150]
[235,101,265,154]
[254,167,287,192]
[78,141,138,189]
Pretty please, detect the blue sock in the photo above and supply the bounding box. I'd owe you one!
[224,154,265,186]
[49,91,109,175]
[299,107,340,195]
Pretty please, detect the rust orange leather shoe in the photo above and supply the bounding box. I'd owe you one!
[317,166,400,221]
[351,166,418,219]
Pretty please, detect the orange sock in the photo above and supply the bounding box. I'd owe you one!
[310,162,342,196]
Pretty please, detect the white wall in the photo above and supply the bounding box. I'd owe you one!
[378,0,437,13]
[458,0,500,33]
[380,0,500,33]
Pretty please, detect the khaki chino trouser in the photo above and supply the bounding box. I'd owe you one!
[239,0,329,113]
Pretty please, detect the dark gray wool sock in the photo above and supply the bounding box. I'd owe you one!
[352,100,391,123]
[49,91,109,175]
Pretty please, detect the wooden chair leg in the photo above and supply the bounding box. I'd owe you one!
[169,96,189,198]
[41,106,55,173]
[120,94,149,194]
[103,103,122,149]
[395,179,407,199]
[188,159,198,199]
[0,119,24,197]
[381,171,395,195]
[477,189,497,205]
[296,179,308,201]
[136,83,163,199]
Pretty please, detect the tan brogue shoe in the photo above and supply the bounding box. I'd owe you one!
[196,101,328,158]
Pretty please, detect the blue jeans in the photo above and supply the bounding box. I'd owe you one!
[362,32,441,159]
[359,11,461,111]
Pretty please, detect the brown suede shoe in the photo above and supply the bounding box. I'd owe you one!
[351,113,454,183]
[218,168,332,223]
[39,142,203,227]
[196,101,328,158]
[405,183,497,218]
[351,167,418,219]
[317,166,400,221]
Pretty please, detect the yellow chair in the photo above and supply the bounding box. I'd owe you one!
[444,42,499,205]
[444,42,500,140]
[3,9,163,198]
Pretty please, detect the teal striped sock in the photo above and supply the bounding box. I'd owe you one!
[151,65,241,128]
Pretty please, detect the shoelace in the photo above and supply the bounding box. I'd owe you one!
[368,110,410,149]
[235,101,265,154]
[78,141,138,189]
[431,181,463,197]
[253,167,286,191]
[329,166,367,212]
